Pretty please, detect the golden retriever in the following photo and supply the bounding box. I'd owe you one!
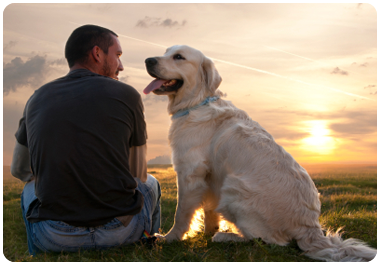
[143,45,376,262]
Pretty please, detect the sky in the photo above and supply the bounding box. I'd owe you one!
[2,2,377,166]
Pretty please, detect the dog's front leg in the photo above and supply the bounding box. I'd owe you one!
[163,166,208,242]
[204,210,220,235]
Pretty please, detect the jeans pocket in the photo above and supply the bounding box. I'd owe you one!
[45,220,84,233]
[34,220,93,252]
[101,218,123,230]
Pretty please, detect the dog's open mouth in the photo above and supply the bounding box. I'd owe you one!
[143,78,183,95]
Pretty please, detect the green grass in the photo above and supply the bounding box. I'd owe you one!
[3,164,377,261]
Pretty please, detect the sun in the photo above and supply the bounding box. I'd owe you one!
[301,120,336,155]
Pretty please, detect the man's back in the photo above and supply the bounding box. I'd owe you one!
[18,69,147,226]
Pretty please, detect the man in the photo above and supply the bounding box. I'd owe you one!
[10,25,161,255]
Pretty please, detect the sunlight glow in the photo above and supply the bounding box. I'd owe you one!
[186,208,204,238]
[184,208,239,239]
[301,120,336,155]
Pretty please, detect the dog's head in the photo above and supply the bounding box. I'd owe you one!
[144,45,222,112]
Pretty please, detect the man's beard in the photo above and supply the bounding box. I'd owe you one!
[102,59,118,79]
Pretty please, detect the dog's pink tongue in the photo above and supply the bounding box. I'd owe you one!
[143,79,167,94]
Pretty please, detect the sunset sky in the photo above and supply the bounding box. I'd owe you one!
[2,3,377,166]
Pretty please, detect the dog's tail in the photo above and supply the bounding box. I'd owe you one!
[296,227,377,262]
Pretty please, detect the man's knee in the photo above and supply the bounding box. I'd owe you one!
[146,174,161,197]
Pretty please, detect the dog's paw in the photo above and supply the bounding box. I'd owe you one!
[212,232,248,242]
[153,233,166,242]
[156,232,182,243]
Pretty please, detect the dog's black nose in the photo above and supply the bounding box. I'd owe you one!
[145,57,158,66]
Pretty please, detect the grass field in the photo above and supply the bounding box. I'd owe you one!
[3,164,377,261]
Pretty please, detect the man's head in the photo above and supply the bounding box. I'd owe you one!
[65,24,124,80]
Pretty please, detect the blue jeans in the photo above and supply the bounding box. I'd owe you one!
[21,174,161,255]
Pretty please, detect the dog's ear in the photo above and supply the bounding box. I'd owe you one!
[202,56,222,92]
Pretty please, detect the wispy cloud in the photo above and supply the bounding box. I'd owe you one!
[50,58,67,66]
[143,93,168,106]
[264,108,377,139]
[136,16,187,28]
[118,32,373,101]
[364,84,376,89]
[3,40,17,51]
[331,67,348,75]
[212,57,372,101]
[119,75,129,83]
[329,110,377,136]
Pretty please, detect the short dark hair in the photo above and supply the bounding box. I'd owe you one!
[65,25,118,68]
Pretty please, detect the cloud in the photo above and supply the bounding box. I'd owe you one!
[351,60,373,68]
[3,55,68,95]
[143,93,168,106]
[3,40,17,51]
[364,84,376,89]
[363,84,377,95]
[328,110,376,136]
[262,108,377,141]
[331,67,348,75]
[161,18,187,28]
[50,58,67,66]
[136,16,187,28]
[3,55,48,95]
[119,76,129,83]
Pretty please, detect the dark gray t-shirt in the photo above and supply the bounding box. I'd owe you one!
[15,69,147,227]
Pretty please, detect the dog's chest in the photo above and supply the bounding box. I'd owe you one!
[168,117,216,152]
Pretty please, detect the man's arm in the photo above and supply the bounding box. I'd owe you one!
[129,144,147,183]
[10,141,34,182]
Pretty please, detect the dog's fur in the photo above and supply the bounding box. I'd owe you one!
[144,45,377,262]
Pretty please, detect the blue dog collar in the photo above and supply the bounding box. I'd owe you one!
[171,96,220,119]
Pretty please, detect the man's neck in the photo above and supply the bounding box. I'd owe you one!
[69,64,99,74]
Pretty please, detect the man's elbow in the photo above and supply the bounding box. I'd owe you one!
[10,164,32,182]
[10,164,20,178]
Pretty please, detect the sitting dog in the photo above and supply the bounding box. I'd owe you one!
[143,45,376,262]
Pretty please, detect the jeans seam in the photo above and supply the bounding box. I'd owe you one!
[34,222,93,251]
[121,216,140,245]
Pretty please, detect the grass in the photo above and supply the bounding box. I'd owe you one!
[3,164,377,261]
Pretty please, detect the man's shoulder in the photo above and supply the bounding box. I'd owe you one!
[35,72,142,101]
[99,77,141,99]
[90,75,136,91]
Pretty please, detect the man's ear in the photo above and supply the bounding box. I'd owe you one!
[202,56,222,92]
[91,46,102,63]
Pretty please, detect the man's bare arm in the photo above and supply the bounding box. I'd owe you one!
[129,144,147,183]
[10,141,34,182]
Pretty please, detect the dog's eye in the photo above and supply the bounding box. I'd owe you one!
[173,54,185,60]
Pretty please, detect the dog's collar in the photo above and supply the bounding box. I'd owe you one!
[171,96,220,119]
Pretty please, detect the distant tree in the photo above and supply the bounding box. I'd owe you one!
[147,155,172,165]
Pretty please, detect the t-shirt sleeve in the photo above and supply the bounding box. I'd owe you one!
[129,94,147,147]
[15,107,28,147]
